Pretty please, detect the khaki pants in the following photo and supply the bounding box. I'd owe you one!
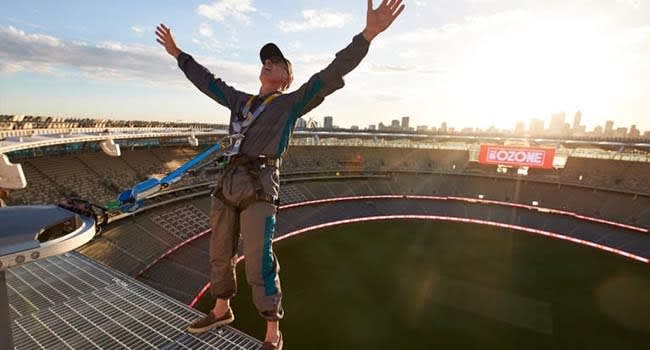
[208,166,283,320]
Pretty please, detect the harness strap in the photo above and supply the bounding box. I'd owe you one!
[239,92,281,130]
[214,154,281,212]
[225,93,281,157]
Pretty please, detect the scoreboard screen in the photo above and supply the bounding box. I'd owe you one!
[478,145,555,169]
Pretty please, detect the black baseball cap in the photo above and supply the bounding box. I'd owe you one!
[260,43,293,89]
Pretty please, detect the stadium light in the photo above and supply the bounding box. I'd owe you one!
[188,134,199,147]
[478,194,484,199]
[0,154,27,189]
[100,139,121,157]
[532,201,539,206]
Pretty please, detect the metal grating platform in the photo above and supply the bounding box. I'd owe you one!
[6,252,261,350]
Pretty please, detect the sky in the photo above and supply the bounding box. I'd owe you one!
[1,0,650,132]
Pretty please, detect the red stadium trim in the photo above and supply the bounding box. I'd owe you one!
[135,229,212,277]
[282,195,648,233]
[141,195,648,280]
[188,214,650,308]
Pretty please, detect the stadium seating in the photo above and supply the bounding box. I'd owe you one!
[6,144,649,286]
[7,144,649,207]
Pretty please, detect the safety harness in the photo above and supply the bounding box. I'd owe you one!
[214,92,282,211]
[225,92,281,156]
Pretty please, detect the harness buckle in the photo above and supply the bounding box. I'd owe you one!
[224,134,245,157]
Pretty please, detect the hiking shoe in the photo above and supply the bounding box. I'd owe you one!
[261,331,283,350]
[187,308,234,334]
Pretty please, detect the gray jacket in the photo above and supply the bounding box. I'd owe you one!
[177,33,370,203]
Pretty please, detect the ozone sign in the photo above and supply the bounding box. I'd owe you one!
[479,145,555,169]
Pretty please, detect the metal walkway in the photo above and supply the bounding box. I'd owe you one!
[7,252,261,350]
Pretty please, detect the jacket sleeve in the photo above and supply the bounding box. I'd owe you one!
[288,33,370,120]
[177,51,248,111]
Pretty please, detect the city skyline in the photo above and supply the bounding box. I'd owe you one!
[4,111,648,139]
[327,112,650,137]
[2,1,650,131]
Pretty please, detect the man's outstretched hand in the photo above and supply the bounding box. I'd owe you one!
[363,0,405,42]
[156,24,181,58]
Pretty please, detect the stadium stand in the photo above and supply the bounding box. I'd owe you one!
[26,154,115,203]
[77,151,140,191]
[4,143,649,301]
[8,162,62,205]
[6,144,649,206]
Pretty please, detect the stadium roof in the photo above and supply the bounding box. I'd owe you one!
[2,127,650,155]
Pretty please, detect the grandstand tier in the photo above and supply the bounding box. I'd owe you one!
[4,145,649,227]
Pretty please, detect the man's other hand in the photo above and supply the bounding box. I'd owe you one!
[363,0,406,42]
[156,24,181,58]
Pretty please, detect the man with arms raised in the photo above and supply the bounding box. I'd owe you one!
[156,1,405,348]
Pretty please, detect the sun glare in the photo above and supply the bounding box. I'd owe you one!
[446,17,626,129]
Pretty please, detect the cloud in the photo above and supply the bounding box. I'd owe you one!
[0,25,62,47]
[131,26,145,34]
[0,25,258,87]
[292,53,332,65]
[278,9,352,33]
[197,0,257,25]
[5,17,43,30]
[192,36,222,53]
[199,23,213,37]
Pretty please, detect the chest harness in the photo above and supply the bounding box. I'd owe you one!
[214,92,282,210]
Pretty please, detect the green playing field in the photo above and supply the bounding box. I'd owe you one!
[195,220,650,349]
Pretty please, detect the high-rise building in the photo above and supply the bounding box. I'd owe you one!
[440,122,447,133]
[514,121,526,135]
[604,120,614,135]
[549,112,566,135]
[401,116,410,130]
[323,116,333,129]
[416,125,428,132]
[529,118,544,134]
[295,118,307,129]
[368,124,376,130]
[629,125,640,137]
[391,119,400,129]
[593,125,603,134]
[615,127,628,137]
[572,111,582,130]
[574,125,586,135]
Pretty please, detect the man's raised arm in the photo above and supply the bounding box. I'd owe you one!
[289,0,406,117]
[155,24,246,111]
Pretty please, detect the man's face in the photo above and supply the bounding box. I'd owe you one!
[259,56,289,89]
